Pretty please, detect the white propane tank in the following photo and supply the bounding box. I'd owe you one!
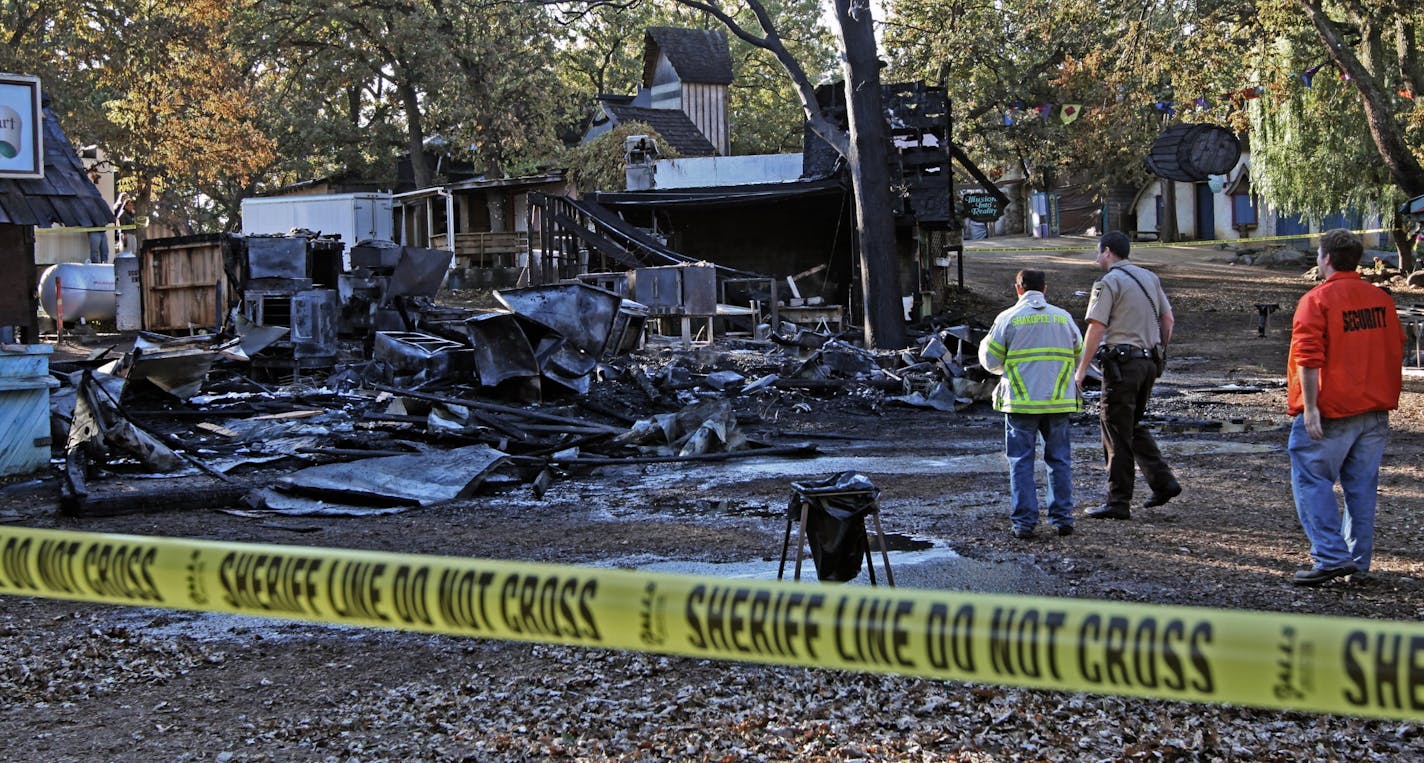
[39,262,117,322]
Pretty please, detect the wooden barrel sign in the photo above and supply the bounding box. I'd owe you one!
[1144,123,1240,182]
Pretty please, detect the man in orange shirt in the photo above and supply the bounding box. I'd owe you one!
[1287,229,1405,586]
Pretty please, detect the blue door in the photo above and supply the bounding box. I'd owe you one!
[1195,183,1215,240]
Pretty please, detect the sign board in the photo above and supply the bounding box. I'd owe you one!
[961,191,1003,222]
[0,74,42,179]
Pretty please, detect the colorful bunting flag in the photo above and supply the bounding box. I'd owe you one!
[989,58,1362,129]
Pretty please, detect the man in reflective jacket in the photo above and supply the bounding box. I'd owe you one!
[979,269,1084,539]
[1286,228,1405,586]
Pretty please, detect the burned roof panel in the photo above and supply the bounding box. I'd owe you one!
[643,27,734,86]
[602,103,717,158]
[0,102,114,228]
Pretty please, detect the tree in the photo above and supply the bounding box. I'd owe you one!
[0,0,276,233]
[884,0,1236,235]
[256,0,566,190]
[560,121,681,191]
[1257,0,1424,268]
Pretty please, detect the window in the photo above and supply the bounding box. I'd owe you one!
[1232,194,1257,227]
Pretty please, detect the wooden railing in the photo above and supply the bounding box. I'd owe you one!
[431,231,531,269]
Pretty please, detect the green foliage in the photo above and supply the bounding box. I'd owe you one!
[558,121,680,192]
[1246,0,1424,222]
[883,0,1424,226]
[1249,55,1394,222]
[882,0,1164,195]
[248,0,567,188]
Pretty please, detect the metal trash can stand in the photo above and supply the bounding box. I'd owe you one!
[781,471,895,586]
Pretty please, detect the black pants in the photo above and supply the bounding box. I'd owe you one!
[1100,356,1175,508]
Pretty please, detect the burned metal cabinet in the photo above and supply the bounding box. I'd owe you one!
[290,289,339,365]
[231,234,344,372]
[373,331,472,386]
[630,262,717,345]
[339,241,452,336]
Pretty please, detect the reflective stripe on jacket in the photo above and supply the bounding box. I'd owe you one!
[977,291,1084,414]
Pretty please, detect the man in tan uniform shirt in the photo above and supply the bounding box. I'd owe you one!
[1072,231,1180,519]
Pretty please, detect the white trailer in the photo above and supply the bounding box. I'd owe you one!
[240,193,394,268]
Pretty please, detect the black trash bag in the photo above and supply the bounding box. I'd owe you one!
[789,472,880,582]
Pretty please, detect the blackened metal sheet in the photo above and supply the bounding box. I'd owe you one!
[464,312,539,386]
[495,281,621,357]
[349,239,402,269]
[246,236,309,280]
[385,246,452,301]
[274,444,508,507]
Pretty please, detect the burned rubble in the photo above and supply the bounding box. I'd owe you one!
[40,233,1003,518]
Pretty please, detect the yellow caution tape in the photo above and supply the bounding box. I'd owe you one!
[34,224,140,235]
[965,228,1394,254]
[1,525,1421,720]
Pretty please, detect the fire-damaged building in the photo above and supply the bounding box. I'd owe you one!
[533,78,1011,328]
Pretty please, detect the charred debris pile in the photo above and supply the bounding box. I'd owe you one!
[45,237,997,517]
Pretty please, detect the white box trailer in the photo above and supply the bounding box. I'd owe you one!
[240,193,394,268]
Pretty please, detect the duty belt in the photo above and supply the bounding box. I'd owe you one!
[1111,344,1153,358]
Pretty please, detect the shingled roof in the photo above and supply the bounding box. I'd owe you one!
[601,102,717,157]
[643,27,733,87]
[0,100,112,227]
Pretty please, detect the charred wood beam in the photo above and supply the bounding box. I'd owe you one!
[66,479,254,517]
[948,145,1011,207]
[125,406,265,418]
[518,423,621,436]
[363,407,533,443]
[296,447,425,459]
[520,432,617,458]
[516,443,820,466]
[576,398,638,426]
[773,378,903,391]
[548,210,640,267]
[370,384,625,434]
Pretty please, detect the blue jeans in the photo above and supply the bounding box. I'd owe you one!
[1288,411,1389,571]
[1005,413,1074,531]
[88,230,110,263]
